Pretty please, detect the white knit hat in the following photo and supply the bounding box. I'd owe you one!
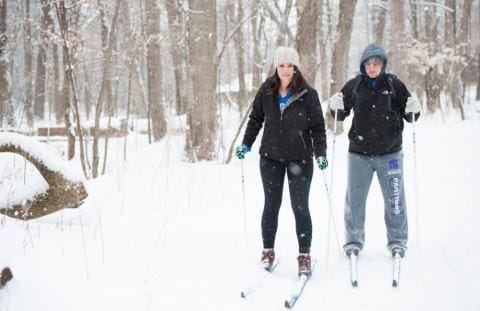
[273,46,300,68]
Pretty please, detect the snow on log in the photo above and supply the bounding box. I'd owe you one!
[0,132,88,220]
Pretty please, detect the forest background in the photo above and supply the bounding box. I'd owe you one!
[0,0,478,176]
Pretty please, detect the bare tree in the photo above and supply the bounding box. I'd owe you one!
[275,0,294,46]
[319,0,331,97]
[477,50,480,100]
[23,0,34,128]
[121,2,148,124]
[146,0,167,142]
[423,3,442,114]
[327,0,357,133]
[33,0,53,120]
[454,0,472,119]
[186,0,217,161]
[92,0,123,178]
[55,0,88,178]
[230,0,248,113]
[250,0,263,91]
[0,0,7,127]
[330,0,358,95]
[388,0,410,79]
[52,20,63,124]
[165,0,188,115]
[370,1,387,45]
[296,0,318,85]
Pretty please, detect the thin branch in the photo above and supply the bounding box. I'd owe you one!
[411,1,454,12]
[216,4,261,66]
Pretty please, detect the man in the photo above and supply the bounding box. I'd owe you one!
[329,42,420,258]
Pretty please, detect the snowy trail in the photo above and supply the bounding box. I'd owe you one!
[0,119,479,310]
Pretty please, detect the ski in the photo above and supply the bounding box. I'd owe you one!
[240,260,281,298]
[392,250,402,287]
[0,267,13,288]
[284,260,316,309]
[348,253,358,287]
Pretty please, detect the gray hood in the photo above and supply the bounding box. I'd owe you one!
[359,42,387,75]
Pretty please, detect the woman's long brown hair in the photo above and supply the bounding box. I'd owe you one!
[266,65,310,96]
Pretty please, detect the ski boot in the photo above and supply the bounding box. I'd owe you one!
[297,253,312,277]
[261,249,275,272]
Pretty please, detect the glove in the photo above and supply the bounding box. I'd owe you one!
[316,156,328,170]
[329,92,344,111]
[405,96,421,114]
[235,144,251,159]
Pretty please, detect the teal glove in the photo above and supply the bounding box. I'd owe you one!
[316,156,328,170]
[235,144,251,159]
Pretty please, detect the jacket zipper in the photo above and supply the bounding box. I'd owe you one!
[280,89,308,120]
[299,132,307,150]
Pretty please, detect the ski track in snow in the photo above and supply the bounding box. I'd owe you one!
[0,118,479,311]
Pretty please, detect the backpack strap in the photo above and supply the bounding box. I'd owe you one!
[351,74,364,104]
[386,74,397,98]
[351,73,397,110]
[385,73,397,110]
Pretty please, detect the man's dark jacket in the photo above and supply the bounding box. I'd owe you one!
[242,79,326,161]
[333,43,420,156]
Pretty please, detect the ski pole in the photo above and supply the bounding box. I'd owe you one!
[411,112,421,266]
[325,109,342,269]
[241,159,248,249]
[321,171,341,255]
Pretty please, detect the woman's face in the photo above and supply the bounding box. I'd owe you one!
[277,63,295,86]
[364,57,383,79]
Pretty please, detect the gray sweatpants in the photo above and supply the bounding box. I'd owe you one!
[343,151,408,253]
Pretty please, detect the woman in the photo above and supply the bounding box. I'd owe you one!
[236,46,328,277]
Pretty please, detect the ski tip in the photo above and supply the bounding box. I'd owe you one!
[351,280,358,287]
[284,300,293,309]
[392,280,398,287]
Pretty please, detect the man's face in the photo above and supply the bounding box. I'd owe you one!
[364,56,383,78]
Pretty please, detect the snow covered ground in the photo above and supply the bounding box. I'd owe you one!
[0,110,479,310]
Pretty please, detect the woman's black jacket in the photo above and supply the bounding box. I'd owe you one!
[242,79,327,161]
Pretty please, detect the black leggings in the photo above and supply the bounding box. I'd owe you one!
[260,156,313,253]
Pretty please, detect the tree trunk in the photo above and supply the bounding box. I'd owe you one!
[296,0,318,85]
[53,22,63,124]
[330,0,356,94]
[24,0,34,128]
[165,0,188,115]
[0,134,87,220]
[388,0,410,80]
[55,0,88,178]
[250,0,263,92]
[33,0,53,120]
[454,0,472,120]
[327,0,357,133]
[231,0,248,114]
[83,64,92,120]
[319,0,330,97]
[92,0,122,178]
[424,5,441,114]
[0,0,7,128]
[186,0,217,161]
[477,50,480,100]
[146,0,167,142]
[371,3,386,45]
[275,0,294,46]
[121,2,148,123]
